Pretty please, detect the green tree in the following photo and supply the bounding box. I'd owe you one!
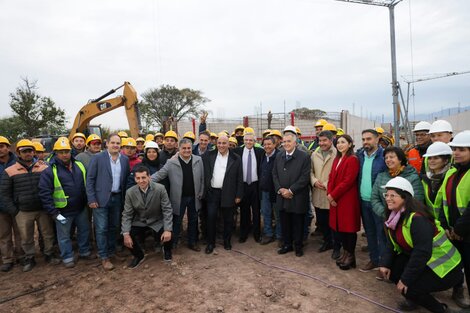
[139,85,209,131]
[8,78,67,138]
[0,116,24,142]
[291,107,326,120]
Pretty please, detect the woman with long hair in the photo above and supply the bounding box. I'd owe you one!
[327,134,361,270]
[378,177,462,313]
[126,141,162,189]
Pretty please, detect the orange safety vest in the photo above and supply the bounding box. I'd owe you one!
[408,147,423,173]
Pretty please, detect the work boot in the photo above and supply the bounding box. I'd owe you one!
[44,253,61,265]
[1,262,13,272]
[101,259,115,271]
[23,258,36,272]
[397,299,418,311]
[452,286,470,309]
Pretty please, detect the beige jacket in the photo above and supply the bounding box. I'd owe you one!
[310,146,337,209]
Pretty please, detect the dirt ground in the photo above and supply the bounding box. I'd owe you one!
[0,231,460,313]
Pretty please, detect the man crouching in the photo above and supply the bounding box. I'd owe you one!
[122,165,173,269]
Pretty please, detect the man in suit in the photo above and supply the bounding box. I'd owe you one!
[272,132,311,257]
[152,138,204,251]
[87,133,130,271]
[122,165,173,268]
[234,131,264,243]
[202,134,243,254]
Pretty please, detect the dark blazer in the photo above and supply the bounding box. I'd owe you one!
[234,146,264,179]
[86,151,130,207]
[272,148,311,214]
[202,149,243,207]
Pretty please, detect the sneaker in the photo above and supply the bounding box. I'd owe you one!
[163,246,172,262]
[23,258,36,272]
[260,236,274,245]
[359,260,378,272]
[1,263,13,272]
[64,261,76,268]
[101,259,115,271]
[128,255,145,269]
[45,253,61,265]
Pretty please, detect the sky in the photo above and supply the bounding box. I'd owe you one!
[1,0,469,130]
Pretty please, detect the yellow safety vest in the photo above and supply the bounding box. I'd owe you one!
[52,161,86,209]
[422,180,442,218]
[439,167,470,223]
[387,212,461,279]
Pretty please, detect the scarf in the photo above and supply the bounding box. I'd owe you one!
[389,165,405,178]
[385,208,405,230]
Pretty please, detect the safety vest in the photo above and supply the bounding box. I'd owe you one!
[440,167,470,223]
[422,180,442,218]
[52,161,86,209]
[408,148,423,173]
[387,213,461,279]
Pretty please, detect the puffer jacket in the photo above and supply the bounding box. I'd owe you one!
[371,164,424,218]
[0,159,48,215]
[0,152,17,213]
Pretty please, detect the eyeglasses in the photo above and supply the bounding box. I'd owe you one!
[383,193,398,199]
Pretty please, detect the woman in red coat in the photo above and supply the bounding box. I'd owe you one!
[327,134,361,270]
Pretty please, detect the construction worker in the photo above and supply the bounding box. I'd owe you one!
[0,136,22,272]
[145,133,155,142]
[234,125,245,146]
[183,131,196,144]
[429,120,453,144]
[269,129,283,149]
[155,132,164,149]
[0,139,60,272]
[336,128,345,136]
[295,127,306,148]
[118,131,129,139]
[407,121,432,173]
[38,137,93,268]
[159,130,178,166]
[76,134,102,169]
[228,137,238,149]
[136,137,145,155]
[209,132,218,146]
[375,127,385,137]
[309,120,328,151]
[71,132,87,157]
[437,130,470,309]
[379,132,395,149]
[32,141,46,161]
[122,137,142,171]
[262,129,271,139]
[282,126,308,153]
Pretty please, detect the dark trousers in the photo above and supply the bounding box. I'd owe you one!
[316,208,341,249]
[453,241,470,297]
[128,226,172,259]
[339,232,357,254]
[239,182,260,240]
[280,210,305,251]
[389,253,463,313]
[206,188,234,245]
[198,199,208,240]
[173,196,198,246]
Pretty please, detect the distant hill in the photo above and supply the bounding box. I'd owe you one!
[412,105,470,122]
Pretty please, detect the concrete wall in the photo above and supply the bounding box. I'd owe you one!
[341,110,381,147]
[430,110,470,134]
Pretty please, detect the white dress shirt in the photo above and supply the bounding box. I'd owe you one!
[211,152,229,188]
[242,147,258,183]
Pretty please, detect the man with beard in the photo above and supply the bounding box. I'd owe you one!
[76,134,102,169]
[71,133,87,157]
[159,131,178,166]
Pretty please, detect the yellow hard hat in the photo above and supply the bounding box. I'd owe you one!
[86,134,102,146]
[375,127,385,134]
[118,131,128,138]
[315,119,328,127]
[155,132,164,138]
[16,139,35,151]
[72,132,86,140]
[123,138,137,147]
[121,138,128,147]
[210,132,218,139]
[32,142,46,152]
[323,123,337,132]
[235,125,245,132]
[136,137,145,143]
[231,131,235,137]
[222,130,230,136]
[336,128,345,136]
[243,127,255,135]
[381,132,395,146]
[229,137,238,145]
[145,134,155,141]
[53,137,71,151]
[164,130,178,140]
[262,129,271,136]
[295,127,301,135]
[269,129,282,138]
[183,131,196,141]
[218,132,228,138]
[0,136,11,146]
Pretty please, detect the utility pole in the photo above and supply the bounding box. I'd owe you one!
[336,0,403,146]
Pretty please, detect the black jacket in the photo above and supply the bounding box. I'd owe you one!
[233,146,264,180]
[259,149,278,203]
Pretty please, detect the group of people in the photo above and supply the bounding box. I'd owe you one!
[0,117,469,313]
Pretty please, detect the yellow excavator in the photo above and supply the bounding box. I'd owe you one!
[68,81,141,141]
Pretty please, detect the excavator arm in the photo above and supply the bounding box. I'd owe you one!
[68,81,141,141]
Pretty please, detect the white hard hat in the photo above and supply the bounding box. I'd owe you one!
[144,140,160,151]
[283,125,297,135]
[429,120,453,134]
[413,121,432,132]
[423,142,453,157]
[383,177,414,197]
[448,130,470,148]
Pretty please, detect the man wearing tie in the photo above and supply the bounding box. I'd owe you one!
[272,131,311,257]
[234,131,264,243]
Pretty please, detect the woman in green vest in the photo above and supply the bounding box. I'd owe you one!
[438,130,470,310]
[378,177,462,313]
[420,142,453,218]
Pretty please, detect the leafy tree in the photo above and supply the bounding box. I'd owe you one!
[291,107,326,120]
[0,116,24,142]
[8,78,67,138]
[139,85,209,131]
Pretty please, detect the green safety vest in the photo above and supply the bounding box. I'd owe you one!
[52,161,87,209]
[440,167,470,223]
[422,180,442,218]
[387,212,461,279]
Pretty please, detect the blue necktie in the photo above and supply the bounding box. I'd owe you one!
[286,154,292,161]
[247,150,252,184]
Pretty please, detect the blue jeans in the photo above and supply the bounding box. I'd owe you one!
[93,194,122,260]
[173,197,198,246]
[261,192,274,238]
[361,200,386,265]
[56,208,91,264]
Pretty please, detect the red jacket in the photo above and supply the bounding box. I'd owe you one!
[328,154,361,233]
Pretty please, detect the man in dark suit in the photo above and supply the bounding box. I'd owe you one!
[272,132,311,257]
[87,133,130,270]
[202,134,243,254]
[234,131,264,243]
